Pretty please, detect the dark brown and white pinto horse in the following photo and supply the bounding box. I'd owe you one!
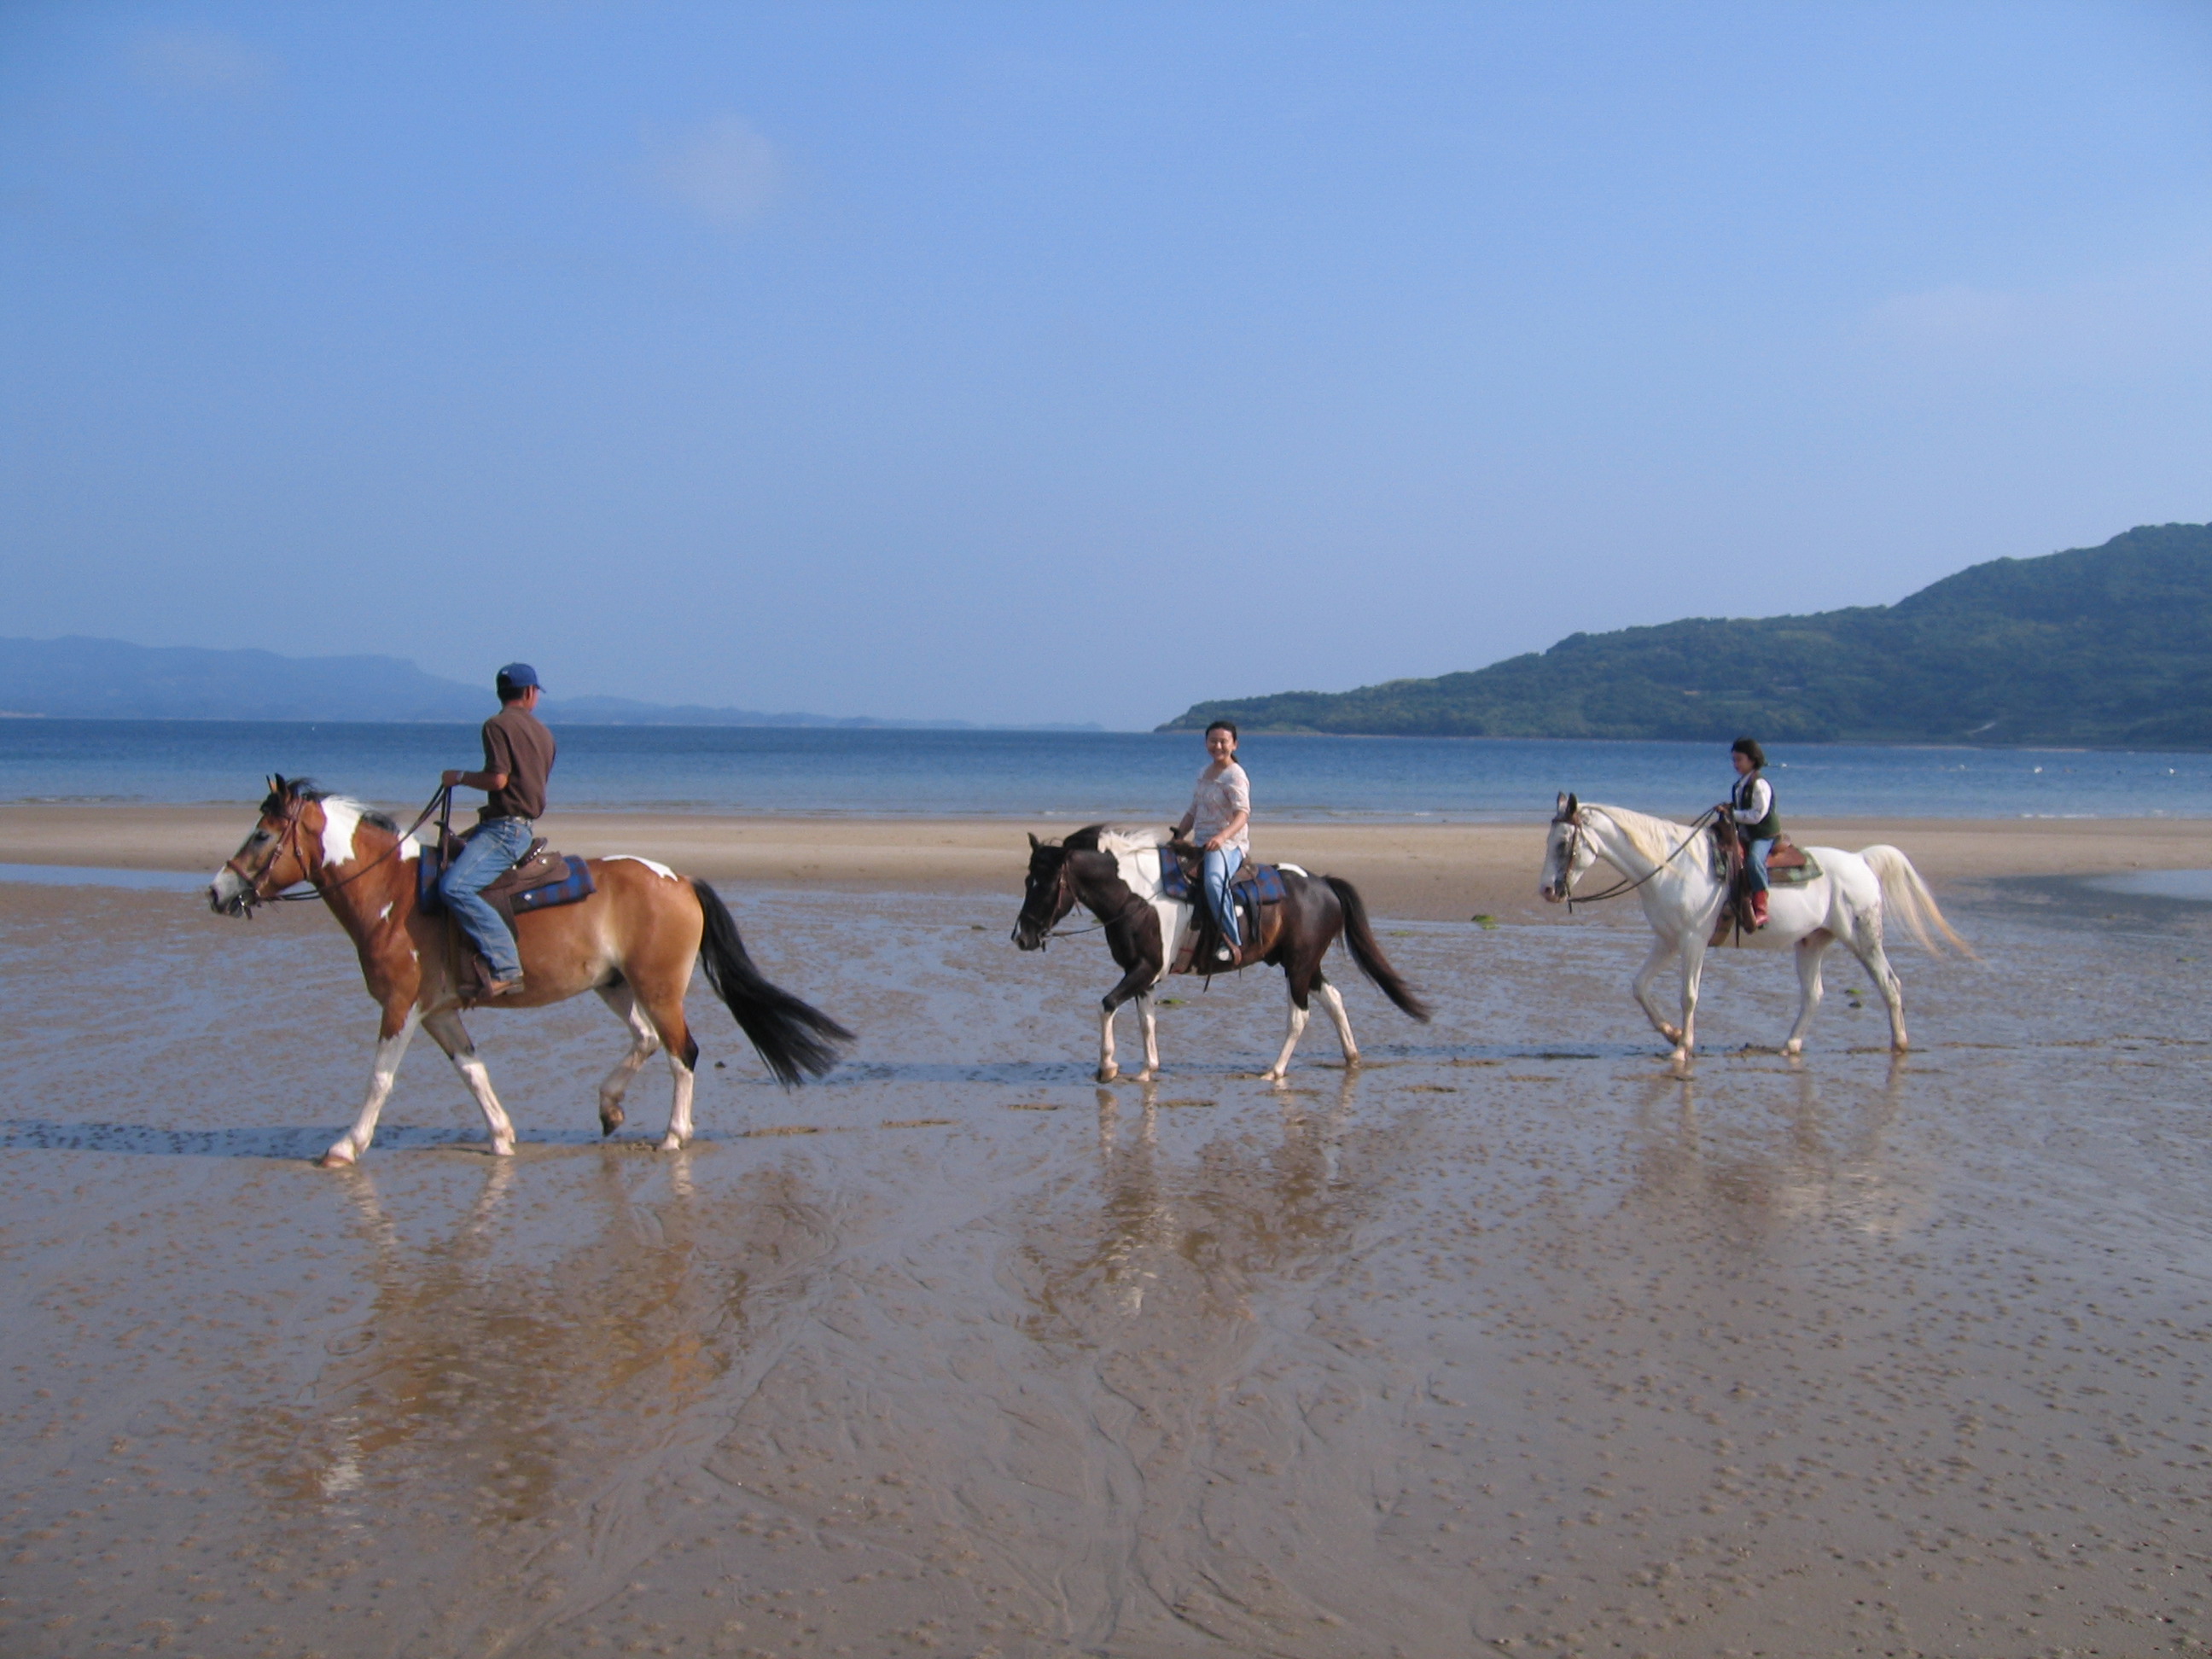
[209,776,852,1164]
[1013,824,1429,1082]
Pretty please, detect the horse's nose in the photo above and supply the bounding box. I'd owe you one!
[1540,883,1562,904]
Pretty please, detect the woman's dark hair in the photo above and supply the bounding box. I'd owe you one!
[1731,736,1767,769]
[1205,719,1239,746]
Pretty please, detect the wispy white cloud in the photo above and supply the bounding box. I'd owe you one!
[1866,251,2212,373]
[644,114,782,230]
[129,26,276,96]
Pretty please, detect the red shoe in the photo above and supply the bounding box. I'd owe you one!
[1749,892,1769,929]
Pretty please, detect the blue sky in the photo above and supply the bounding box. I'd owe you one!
[4,3,2209,727]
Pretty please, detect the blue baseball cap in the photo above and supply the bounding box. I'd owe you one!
[496,661,540,690]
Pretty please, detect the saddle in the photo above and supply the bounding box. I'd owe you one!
[1707,830,1821,946]
[1162,843,1289,974]
[1766,837,1817,885]
[417,827,597,999]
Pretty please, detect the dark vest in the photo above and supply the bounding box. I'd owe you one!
[1734,773,1781,841]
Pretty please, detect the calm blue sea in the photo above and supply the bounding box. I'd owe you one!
[3,719,2209,823]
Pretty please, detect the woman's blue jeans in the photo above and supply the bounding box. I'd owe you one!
[439,815,535,980]
[1202,846,1244,947]
[1743,836,1774,894]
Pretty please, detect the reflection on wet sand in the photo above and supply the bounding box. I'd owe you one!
[3,886,2210,1657]
[1626,1054,1916,1234]
[224,1155,848,1652]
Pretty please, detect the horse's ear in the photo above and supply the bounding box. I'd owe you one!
[269,772,286,799]
[1562,791,1579,820]
[1028,832,1041,850]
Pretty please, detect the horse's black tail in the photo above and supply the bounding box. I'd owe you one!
[1324,876,1432,1022]
[691,880,854,1086]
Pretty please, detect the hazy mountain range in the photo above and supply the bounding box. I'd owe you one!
[1163,523,2212,749]
[0,637,1099,731]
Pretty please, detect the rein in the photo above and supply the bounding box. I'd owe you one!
[235,784,451,908]
[1560,806,1720,911]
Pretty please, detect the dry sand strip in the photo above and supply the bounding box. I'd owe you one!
[0,803,2205,923]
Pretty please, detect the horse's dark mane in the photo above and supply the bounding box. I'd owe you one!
[1062,824,1109,853]
[261,777,398,833]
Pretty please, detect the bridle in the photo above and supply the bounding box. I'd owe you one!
[1019,851,1123,946]
[222,784,450,913]
[221,798,312,908]
[1552,805,1720,911]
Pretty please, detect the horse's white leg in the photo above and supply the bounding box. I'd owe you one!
[1847,916,1909,1051]
[1097,999,1120,1084]
[1315,976,1358,1065]
[323,1007,422,1167]
[659,1050,696,1153]
[1675,936,1709,1061]
[1134,990,1160,1082]
[1631,937,1683,1044]
[593,983,661,1137]
[423,1009,517,1156]
[1265,989,1311,1082]
[1784,930,1834,1056]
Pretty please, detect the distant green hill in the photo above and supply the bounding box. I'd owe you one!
[1160,523,2212,748]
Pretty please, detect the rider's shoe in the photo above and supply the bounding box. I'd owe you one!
[1214,945,1235,964]
[1749,892,1769,929]
[486,975,528,998]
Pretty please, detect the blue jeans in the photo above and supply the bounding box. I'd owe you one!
[439,816,534,981]
[1743,836,1774,894]
[1202,845,1244,948]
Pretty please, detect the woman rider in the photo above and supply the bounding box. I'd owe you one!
[1175,720,1251,964]
[1726,736,1780,929]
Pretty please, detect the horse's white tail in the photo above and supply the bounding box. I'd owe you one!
[1860,846,1975,958]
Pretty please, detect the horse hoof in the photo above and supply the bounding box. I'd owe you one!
[1783,1039,1804,1057]
[490,1138,515,1159]
[320,1141,357,1168]
[1097,1067,1119,1084]
[1891,1037,1910,1054]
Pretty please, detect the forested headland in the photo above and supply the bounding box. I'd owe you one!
[1161,524,2212,748]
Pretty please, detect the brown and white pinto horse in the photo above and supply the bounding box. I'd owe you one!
[1013,824,1430,1082]
[209,776,852,1164]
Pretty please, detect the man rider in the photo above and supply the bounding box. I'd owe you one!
[439,662,556,997]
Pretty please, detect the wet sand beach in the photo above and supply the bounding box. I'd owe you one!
[3,847,2211,1658]
[1,803,2208,923]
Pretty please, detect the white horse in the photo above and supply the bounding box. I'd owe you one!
[1538,793,1969,1063]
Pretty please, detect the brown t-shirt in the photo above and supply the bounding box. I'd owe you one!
[480,704,556,821]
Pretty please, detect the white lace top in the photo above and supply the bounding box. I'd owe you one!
[1188,762,1250,853]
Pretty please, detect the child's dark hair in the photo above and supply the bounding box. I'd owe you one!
[1731,736,1767,769]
